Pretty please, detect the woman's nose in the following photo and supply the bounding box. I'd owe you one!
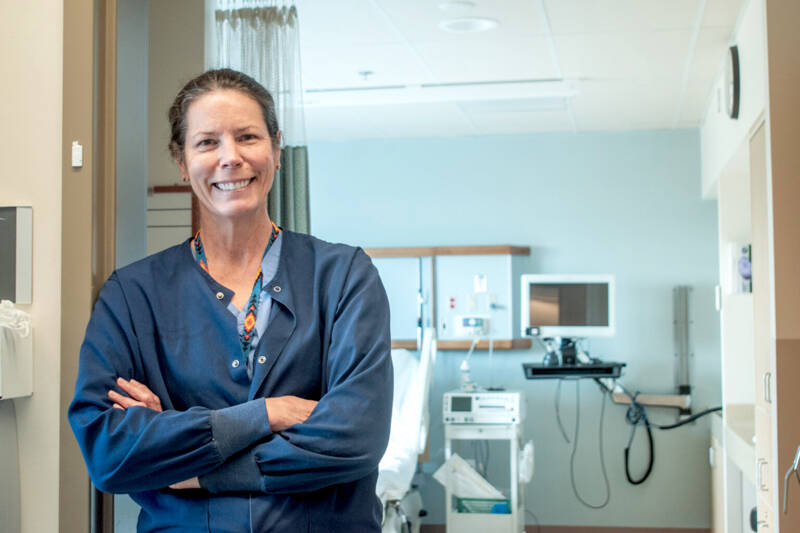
[218,138,243,168]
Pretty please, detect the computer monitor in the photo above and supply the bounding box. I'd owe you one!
[520,274,615,338]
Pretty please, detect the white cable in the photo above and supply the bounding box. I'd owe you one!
[465,335,479,363]
[460,336,480,391]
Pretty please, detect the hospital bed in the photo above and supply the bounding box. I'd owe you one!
[377,328,437,533]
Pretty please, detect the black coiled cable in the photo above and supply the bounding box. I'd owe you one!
[622,393,722,485]
[624,396,654,485]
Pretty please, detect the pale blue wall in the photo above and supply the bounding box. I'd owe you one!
[309,130,721,528]
[115,0,149,269]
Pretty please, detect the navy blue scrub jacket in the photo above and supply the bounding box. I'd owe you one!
[68,230,393,532]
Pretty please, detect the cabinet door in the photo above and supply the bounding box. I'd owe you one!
[711,436,725,533]
[755,406,773,504]
[757,493,773,532]
[749,123,772,410]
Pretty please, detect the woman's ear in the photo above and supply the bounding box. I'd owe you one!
[274,131,283,170]
[178,160,189,182]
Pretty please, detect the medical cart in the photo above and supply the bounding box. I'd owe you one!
[443,391,525,533]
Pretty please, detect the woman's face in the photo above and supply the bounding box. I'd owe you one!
[179,89,280,223]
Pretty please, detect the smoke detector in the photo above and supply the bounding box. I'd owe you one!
[439,17,498,33]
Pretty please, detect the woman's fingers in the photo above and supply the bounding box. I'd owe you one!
[109,378,164,412]
[264,396,319,432]
[117,377,150,399]
[169,477,201,490]
[108,389,145,409]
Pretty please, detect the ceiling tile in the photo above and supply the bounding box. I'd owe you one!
[571,79,681,131]
[306,102,477,141]
[465,109,574,135]
[304,105,386,141]
[296,0,402,45]
[554,30,693,81]
[544,0,700,34]
[301,43,430,89]
[415,36,560,83]
[367,102,478,138]
[377,0,548,43]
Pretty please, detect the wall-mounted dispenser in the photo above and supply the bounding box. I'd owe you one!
[0,206,33,304]
[0,300,33,399]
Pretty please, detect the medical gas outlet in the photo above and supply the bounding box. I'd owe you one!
[453,315,490,338]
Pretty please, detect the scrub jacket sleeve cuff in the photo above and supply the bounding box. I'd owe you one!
[210,399,271,460]
[198,448,263,493]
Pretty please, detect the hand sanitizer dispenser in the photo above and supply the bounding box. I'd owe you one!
[0,300,33,399]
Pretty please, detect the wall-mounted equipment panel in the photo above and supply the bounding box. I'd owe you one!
[366,245,531,351]
[371,255,434,345]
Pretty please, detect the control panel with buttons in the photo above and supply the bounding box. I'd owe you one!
[443,390,524,425]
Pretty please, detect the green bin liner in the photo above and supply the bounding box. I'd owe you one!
[455,498,511,514]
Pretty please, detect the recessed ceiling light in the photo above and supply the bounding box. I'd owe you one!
[438,1,476,10]
[439,17,498,33]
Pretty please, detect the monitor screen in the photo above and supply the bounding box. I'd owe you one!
[451,396,472,412]
[528,283,609,327]
[520,274,615,338]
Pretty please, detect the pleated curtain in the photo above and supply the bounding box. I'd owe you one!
[212,1,310,233]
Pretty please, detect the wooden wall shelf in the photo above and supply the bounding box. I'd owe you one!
[365,245,530,258]
[439,338,532,350]
[150,185,192,193]
[391,338,531,351]
[391,340,419,350]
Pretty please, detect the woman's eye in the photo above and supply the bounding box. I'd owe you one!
[197,139,216,148]
[239,134,258,142]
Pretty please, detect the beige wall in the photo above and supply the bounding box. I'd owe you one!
[0,0,63,532]
[148,0,205,187]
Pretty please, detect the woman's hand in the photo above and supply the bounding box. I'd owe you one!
[108,377,163,412]
[264,396,318,432]
[170,477,201,490]
[109,378,198,491]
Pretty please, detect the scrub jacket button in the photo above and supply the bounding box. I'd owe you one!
[273,285,281,293]
[231,360,240,368]
[216,292,224,300]
[257,355,267,364]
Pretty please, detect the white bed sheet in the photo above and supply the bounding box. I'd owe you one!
[377,329,436,505]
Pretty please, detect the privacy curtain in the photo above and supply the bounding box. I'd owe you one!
[212,0,310,233]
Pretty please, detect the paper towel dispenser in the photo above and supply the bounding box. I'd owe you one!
[0,300,32,399]
[0,207,33,304]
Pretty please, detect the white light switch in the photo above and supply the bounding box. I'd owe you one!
[71,141,83,168]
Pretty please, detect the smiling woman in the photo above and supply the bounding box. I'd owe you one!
[180,90,280,225]
[68,69,394,533]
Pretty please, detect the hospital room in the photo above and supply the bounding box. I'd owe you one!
[2,0,800,532]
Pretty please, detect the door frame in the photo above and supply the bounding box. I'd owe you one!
[61,0,117,531]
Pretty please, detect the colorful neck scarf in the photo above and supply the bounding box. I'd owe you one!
[193,222,281,356]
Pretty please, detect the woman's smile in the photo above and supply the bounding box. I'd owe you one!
[213,177,256,192]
